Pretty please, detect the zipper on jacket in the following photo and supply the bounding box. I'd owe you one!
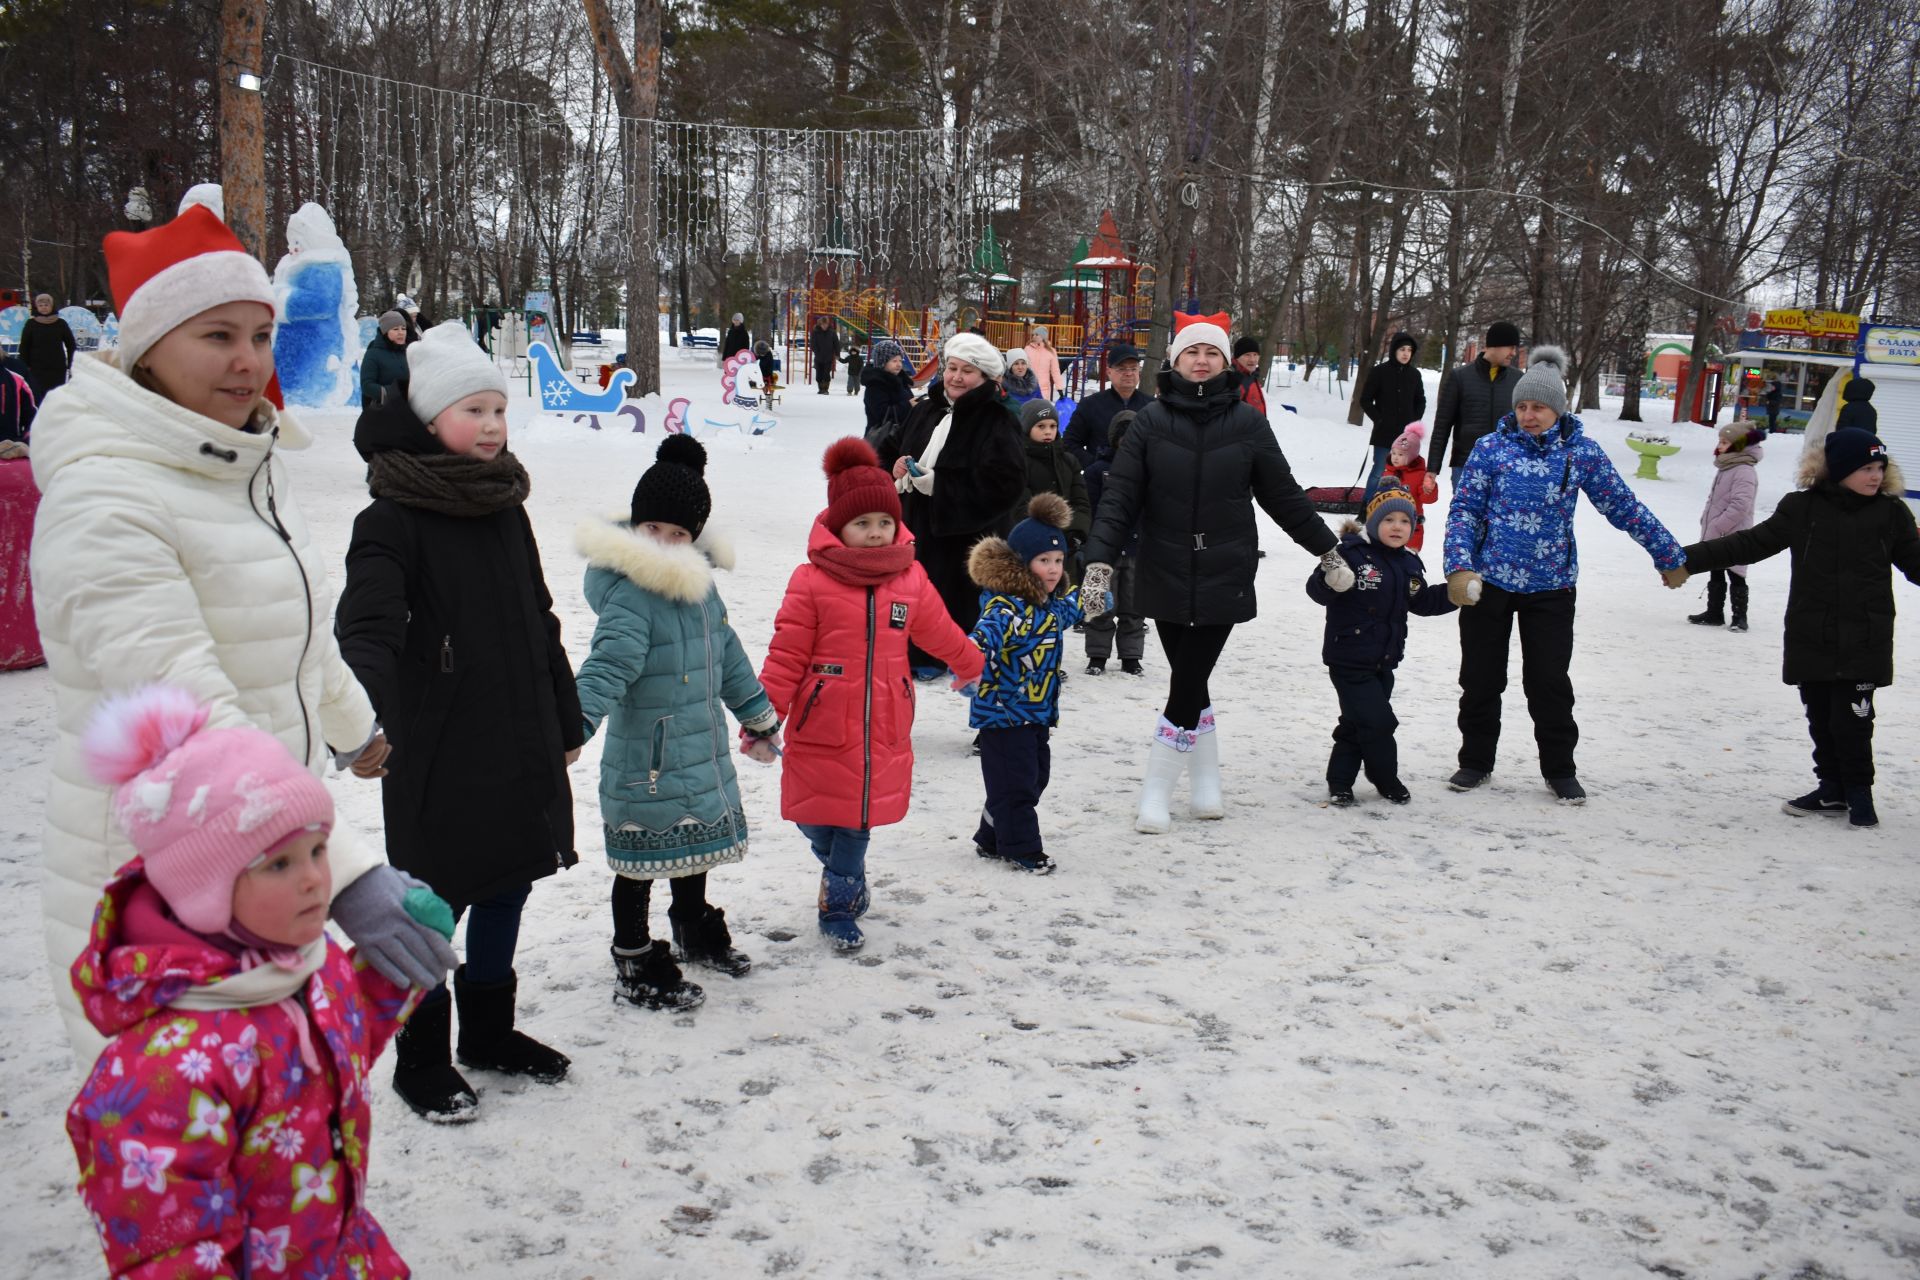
[440,636,453,672]
[795,681,825,731]
[246,428,315,766]
[862,588,876,829]
[1190,416,1206,620]
[647,716,669,794]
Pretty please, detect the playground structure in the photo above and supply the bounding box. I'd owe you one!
[777,209,1158,396]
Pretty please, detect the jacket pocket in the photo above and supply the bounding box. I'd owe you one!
[788,679,848,749]
[622,715,674,795]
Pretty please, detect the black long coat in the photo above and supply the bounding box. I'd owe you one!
[1359,352,1427,448]
[861,363,914,445]
[336,400,585,910]
[721,322,751,359]
[18,315,75,397]
[809,325,842,379]
[1686,474,1920,687]
[1084,367,1336,625]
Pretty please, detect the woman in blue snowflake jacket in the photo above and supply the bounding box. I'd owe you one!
[1440,347,1688,804]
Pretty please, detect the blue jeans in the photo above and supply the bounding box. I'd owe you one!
[799,824,871,919]
[424,881,531,1001]
[1363,445,1392,502]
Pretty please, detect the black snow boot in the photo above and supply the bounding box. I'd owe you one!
[392,993,479,1124]
[1447,766,1491,792]
[612,941,707,1011]
[1689,572,1726,626]
[1728,573,1749,632]
[671,904,753,977]
[453,967,571,1085]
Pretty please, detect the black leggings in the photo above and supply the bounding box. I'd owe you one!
[1155,622,1234,729]
[611,873,709,950]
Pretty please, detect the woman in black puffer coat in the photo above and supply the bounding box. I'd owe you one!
[862,339,915,448]
[882,333,1024,674]
[1358,331,1425,498]
[1084,315,1346,833]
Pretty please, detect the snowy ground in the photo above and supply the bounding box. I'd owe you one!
[5,349,1919,1279]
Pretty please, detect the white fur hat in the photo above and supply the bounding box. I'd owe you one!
[406,321,508,424]
[943,332,1006,379]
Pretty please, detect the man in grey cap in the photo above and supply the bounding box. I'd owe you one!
[1063,341,1151,477]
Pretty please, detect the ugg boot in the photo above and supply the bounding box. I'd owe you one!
[453,967,571,1085]
[1688,573,1726,626]
[1188,707,1224,819]
[1728,573,1749,632]
[671,903,753,977]
[1136,719,1192,834]
[392,993,479,1124]
[612,941,706,1011]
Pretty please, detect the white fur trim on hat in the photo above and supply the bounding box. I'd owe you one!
[943,332,1006,379]
[1168,322,1232,365]
[407,321,509,424]
[177,184,226,219]
[118,250,277,374]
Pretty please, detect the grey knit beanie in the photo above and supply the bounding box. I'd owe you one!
[1510,345,1569,416]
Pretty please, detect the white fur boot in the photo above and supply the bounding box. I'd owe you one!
[1135,718,1193,834]
[1188,707,1223,819]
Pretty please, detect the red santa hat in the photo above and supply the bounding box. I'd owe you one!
[104,188,277,374]
[1168,310,1233,365]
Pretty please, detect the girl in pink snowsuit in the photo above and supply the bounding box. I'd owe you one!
[65,687,447,1279]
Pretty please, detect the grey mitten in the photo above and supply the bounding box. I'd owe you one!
[1081,562,1114,618]
[1319,548,1355,593]
[330,864,460,989]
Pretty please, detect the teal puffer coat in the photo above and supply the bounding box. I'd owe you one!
[574,518,777,877]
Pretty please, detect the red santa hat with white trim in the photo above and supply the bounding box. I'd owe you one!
[104,185,278,375]
[1167,310,1233,365]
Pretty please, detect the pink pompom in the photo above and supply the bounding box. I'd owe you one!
[1402,422,1426,440]
[82,686,211,786]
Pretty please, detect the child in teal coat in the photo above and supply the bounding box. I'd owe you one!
[574,436,781,1011]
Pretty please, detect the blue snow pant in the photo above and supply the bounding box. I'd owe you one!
[800,824,872,920]
[973,725,1052,858]
[1327,667,1399,791]
[420,881,531,1006]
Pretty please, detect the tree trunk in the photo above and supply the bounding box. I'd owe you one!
[219,0,268,260]
[583,0,662,396]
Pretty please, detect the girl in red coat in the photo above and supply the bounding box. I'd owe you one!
[759,439,985,951]
[1382,422,1440,553]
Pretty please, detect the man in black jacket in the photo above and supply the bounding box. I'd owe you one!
[1427,321,1522,492]
[1358,331,1426,498]
[1063,342,1150,478]
[810,317,842,394]
[721,313,750,360]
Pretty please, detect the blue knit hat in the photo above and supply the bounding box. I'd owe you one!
[1365,481,1418,540]
[1006,493,1072,564]
[871,339,905,367]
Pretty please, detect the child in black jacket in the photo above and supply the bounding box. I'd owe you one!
[1305,482,1455,806]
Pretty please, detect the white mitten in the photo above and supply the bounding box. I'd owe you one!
[1318,549,1355,593]
[1081,562,1114,618]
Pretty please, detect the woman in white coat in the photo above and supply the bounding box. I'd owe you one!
[30,191,456,1063]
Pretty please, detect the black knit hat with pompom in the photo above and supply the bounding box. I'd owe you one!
[631,434,712,536]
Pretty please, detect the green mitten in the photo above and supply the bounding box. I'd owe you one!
[402,885,456,941]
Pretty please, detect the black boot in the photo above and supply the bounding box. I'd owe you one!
[612,941,706,1010]
[1846,785,1878,828]
[1689,571,1726,626]
[1728,573,1749,632]
[672,904,753,977]
[453,967,571,1085]
[392,993,479,1123]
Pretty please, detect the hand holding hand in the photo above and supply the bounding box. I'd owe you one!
[564,746,582,765]
[1661,566,1690,589]
[1446,570,1483,607]
[950,674,980,697]
[1081,562,1114,617]
[331,865,459,990]
[1319,549,1355,593]
[350,732,391,779]
[739,728,781,764]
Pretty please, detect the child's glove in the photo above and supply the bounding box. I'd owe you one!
[1660,566,1690,589]
[402,885,457,942]
[1318,549,1355,593]
[1446,570,1483,607]
[1081,562,1114,617]
[739,726,782,764]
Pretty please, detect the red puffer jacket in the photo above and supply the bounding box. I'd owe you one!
[760,517,985,829]
[1382,457,1439,552]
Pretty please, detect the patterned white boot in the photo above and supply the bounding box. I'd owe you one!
[1188,707,1223,819]
[1135,718,1193,834]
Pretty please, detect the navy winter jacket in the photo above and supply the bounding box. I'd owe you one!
[1305,529,1455,669]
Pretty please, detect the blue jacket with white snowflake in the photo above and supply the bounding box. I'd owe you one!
[1305,527,1456,669]
[964,534,1085,729]
[1443,413,1685,593]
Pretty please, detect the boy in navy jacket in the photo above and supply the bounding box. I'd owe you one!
[1306,482,1455,805]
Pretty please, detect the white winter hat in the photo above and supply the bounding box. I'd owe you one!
[104,187,277,375]
[1166,311,1233,366]
[407,321,508,424]
[943,332,1005,379]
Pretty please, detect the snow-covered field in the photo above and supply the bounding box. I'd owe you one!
[5,350,1919,1279]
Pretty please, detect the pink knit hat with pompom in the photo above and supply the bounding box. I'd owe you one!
[1390,421,1426,458]
[83,686,334,933]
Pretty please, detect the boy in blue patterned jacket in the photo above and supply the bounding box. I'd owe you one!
[965,494,1092,874]
[1442,347,1689,804]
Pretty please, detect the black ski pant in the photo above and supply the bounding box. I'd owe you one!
[1327,666,1398,790]
[974,725,1051,857]
[1800,681,1877,790]
[1457,584,1578,779]
[1084,558,1146,663]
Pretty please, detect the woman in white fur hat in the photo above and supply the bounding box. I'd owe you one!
[29,188,456,1066]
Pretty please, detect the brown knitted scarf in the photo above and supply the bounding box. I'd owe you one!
[367,448,531,516]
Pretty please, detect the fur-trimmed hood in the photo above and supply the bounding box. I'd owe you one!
[1796,451,1906,495]
[575,515,736,605]
[968,536,1050,604]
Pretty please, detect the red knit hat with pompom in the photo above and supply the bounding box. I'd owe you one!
[822,437,902,534]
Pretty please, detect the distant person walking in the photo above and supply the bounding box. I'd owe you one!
[1359,332,1426,499]
[722,313,751,360]
[810,316,842,395]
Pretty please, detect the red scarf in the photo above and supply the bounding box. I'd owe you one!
[809,538,917,587]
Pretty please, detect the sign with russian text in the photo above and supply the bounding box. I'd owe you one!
[1763,309,1859,339]
[1861,326,1920,366]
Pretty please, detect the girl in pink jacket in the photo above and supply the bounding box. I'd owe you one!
[1023,327,1063,402]
[1689,422,1764,632]
[64,686,446,1279]
[758,439,985,952]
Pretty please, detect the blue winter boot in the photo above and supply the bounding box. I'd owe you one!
[818,871,866,952]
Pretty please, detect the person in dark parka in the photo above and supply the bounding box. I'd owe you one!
[809,317,842,394]
[1063,341,1150,474]
[335,322,583,1122]
[1427,321,1522,491]
[1359,331,1426,498]
[18,294,76,403]
[1017,399,1091,548]
[1083,313,1347,834]
[862,338,915,447]
[721,313,751,360]
[1684,428,1920,829]
[359,310,410,408]
[883,332,1024,675]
